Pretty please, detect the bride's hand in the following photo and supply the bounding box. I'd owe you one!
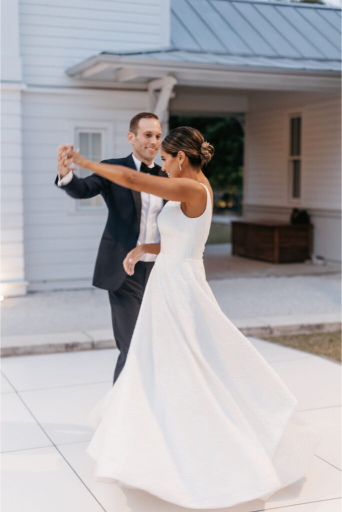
[123,245,145,275]
[59,144,88,168]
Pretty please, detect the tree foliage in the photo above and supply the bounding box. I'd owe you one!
[168,116,244,192]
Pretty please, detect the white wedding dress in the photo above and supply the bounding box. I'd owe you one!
[86,183,320,509]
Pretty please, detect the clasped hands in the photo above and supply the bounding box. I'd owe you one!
[57,144,86,179]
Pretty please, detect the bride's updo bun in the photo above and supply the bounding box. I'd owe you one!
[162,126,214,168]
[200,141,214,166]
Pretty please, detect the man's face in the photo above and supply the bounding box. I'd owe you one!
[127,118,162,164]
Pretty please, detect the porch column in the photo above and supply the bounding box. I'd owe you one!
[1,0,27,296]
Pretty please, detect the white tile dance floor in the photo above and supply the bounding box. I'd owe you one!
[1,339,341,512]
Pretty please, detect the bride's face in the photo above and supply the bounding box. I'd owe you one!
[160,148,183,178]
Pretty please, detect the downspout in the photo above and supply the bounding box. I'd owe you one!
[148,76,177,123]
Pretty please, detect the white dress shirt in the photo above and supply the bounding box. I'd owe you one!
[57,168,74,187]
[57,154,163,262]
[132,154,163,262]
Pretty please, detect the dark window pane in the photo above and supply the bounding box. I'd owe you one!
[290,117,301,157]
[292,159,301,198]
[290,118,295,156]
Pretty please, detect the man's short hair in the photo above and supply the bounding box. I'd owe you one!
[129,112,159,135]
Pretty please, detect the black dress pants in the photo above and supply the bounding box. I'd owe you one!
[108,261,154,384]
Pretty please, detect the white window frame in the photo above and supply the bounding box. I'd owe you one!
[287,113,302,206]
[66,120,114,215]
[75,128,106,211]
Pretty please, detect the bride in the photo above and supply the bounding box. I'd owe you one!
[60,127,320,510]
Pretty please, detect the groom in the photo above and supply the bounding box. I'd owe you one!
[56,112,167,383]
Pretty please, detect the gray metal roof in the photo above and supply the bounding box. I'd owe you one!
[107,48,340,72]
[170,0,341,62]
[102,0,341,73]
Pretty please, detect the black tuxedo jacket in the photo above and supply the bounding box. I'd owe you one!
[55,154,168,291]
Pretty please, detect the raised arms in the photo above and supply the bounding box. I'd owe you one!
[60,145,206,206]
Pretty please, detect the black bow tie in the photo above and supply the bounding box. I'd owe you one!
[140,162,158,175]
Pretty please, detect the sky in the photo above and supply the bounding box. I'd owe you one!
[324,0,342,6]
[317,0,341,6]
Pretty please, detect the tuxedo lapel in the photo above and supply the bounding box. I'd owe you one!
[132,190,142,225]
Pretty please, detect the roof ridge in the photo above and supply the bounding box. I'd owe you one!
[211,0,341,10]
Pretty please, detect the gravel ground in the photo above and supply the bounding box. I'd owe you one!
[2,273,340,337]
[263,331,341,362]
[209,273,341,319]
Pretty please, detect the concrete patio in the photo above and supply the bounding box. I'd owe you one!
[1,340,341,512]
[1,245,341,511]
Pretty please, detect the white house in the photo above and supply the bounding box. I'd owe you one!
[1,0,341,297]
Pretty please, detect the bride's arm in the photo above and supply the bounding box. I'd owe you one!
[123,243,160,276]
[61,146,205,204]
[142,243,160,255]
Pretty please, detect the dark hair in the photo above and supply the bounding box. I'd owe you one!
[161,126,214,168]
[129,112,159,134]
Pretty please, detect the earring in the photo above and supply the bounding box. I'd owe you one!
[179,161,182,171]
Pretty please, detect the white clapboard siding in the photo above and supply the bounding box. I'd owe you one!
[1,98,21,115]
[1,115,22,129]
[1,172,24,187]
[25,221,108,240]
[24,211,109,227]
[24,236,99,253]
[245,98,341,209]
[2,157,22,171]
[25,249,98,266]
[1,90,27,296]
[4,186,27,201]
[302,99,341,210]
[244,97,341,262]
[1,242,25,258]
[19,0,170,86]
[2,259,26,278]
[2,199,24,215]
[244,110,287,206]
[2,229,24,243]
[3,214,24,230]
[2,143,23,159]
[27,263,95,282]
[22,88,149,290]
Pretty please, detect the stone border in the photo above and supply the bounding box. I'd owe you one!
[1,322,340,357]
[239,322,341,338]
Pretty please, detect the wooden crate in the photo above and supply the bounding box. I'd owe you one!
[231,221,313,263]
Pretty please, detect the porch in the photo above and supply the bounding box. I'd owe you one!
[2,243,340,357]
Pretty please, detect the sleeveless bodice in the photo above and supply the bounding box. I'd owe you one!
[157,183,212,261]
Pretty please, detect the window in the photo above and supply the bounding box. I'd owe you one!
[76,130,104,209]
[288,115,301,201]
